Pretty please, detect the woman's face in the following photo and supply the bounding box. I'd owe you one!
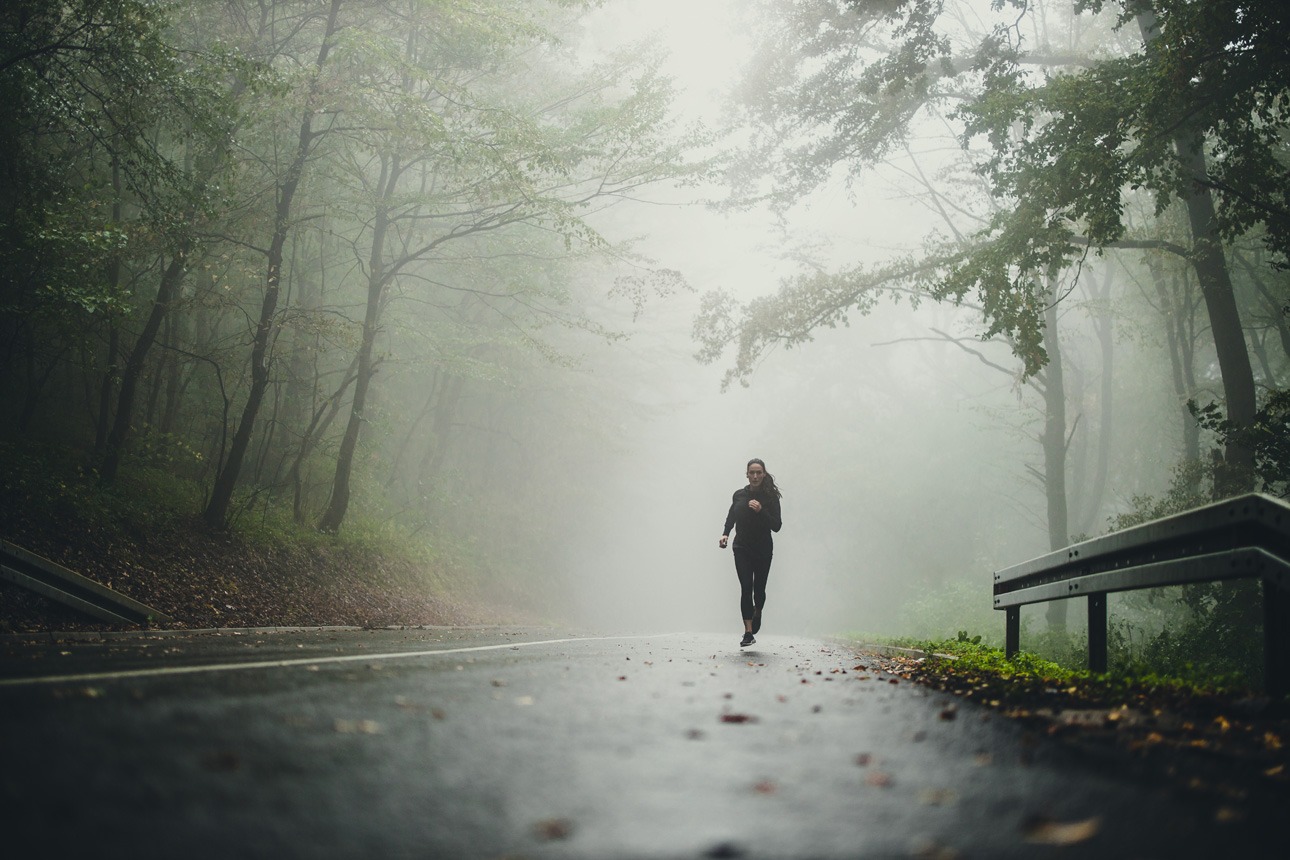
[746,462,765,489]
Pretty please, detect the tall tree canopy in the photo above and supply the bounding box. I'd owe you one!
[0,0,702,569]
[698,0,1290,493]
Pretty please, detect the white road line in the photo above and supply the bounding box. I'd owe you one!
[0,633,679,688]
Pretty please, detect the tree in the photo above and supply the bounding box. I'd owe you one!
[310,2,701,533]
[703,0,1290,497]
[202,0,345,528]
[0,0,237,480]
[957,0,1267,493]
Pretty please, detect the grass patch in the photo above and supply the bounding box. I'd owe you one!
[842,631,1256,706]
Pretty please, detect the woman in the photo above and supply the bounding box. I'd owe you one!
[718,458,783,647]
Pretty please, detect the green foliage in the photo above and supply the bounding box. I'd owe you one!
[882,576,1005,646]
[1096,473,1265,687]
[1107,459,1213,531]
[1192,390,1290,497]
[692,251,955,389]
[861,630,1248,697]
[0,438,197,534]
[706,0,1290,381]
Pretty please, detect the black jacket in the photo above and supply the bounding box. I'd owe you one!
[723,486,782,554]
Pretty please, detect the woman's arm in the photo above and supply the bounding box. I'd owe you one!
[720,490,742,546]
[764,496,782,533]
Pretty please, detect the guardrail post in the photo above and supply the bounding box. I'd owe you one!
[1005,607,1020,658]
[1087,593,1107,674]
[1265,578,1289,701]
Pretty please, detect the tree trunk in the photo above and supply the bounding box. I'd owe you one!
[95,158,123,451]
[1074,267,1114,538]
[100,252,188,481]
[1173,136,1257,495]
[316,201,390,534]
[96,322,120,450]
[1149,261,1202,472]
[415,373,465,491]
[1138,10,1256,496]
[203,0,343,528]
[288,357,359,523]
[1040,295,1071,632]
[1234,250,1290,365]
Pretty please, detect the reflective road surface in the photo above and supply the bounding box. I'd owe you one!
[0,627,1279,858]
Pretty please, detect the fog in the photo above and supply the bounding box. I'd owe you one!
[9,0,1254,646]
[554,0,1137,637]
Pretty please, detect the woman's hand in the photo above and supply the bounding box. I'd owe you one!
[718,535,728,548]
[748,499,762,513]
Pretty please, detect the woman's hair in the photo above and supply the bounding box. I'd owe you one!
[747,458,782,498]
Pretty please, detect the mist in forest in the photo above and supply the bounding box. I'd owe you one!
[5,0,1282,655]
[549,1,1150,637]
[544,0,1250,639]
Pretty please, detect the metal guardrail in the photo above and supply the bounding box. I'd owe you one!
[0,539,172,626]
[993,493,1290,697]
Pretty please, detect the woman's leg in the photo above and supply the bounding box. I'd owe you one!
[733,548,756,625]
[751,553,772,632]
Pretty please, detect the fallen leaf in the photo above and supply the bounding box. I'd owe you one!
[334,719,382,734]
[919,788,958,806]
[201,750,241,772]
[1021,815,1100,845]
[532,818,574,841]
[908,837,960,860]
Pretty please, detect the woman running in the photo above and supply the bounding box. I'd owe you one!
[718,458,783,647]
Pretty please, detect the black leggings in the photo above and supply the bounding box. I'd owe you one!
[733,547,772,621]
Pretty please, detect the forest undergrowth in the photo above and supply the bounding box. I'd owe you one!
[850,632,1290,821]
[0,440,541,634]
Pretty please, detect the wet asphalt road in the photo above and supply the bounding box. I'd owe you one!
[0,627,1279,859]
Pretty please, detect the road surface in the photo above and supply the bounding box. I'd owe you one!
[0,627,1278,858]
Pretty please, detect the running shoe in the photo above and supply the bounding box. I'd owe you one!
[740,632,755,647]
